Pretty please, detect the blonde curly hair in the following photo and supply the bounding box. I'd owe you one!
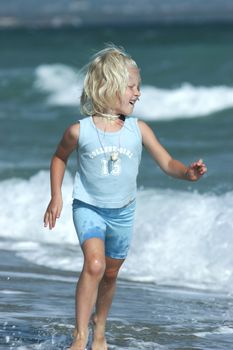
[80,44,139,117]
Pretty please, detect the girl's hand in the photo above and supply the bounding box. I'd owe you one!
[185,159,207,181]
[44,195,63,230]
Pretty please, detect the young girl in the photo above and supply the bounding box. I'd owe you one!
[44,45,207,350]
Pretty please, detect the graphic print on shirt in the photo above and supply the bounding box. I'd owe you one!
[101,158,121,176]
[89,146,133,177]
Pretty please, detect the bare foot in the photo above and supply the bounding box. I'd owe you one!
[69,330,88,350]
[91,315,108,350]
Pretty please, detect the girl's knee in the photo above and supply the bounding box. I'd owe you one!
[103,257,124,283]
[84,257,106,280]
[103,266,120,283]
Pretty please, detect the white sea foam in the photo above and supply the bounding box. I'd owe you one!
[0,170,76,244]
[34,64,233,120]
[194,326,233,338]
[1,171,233,292]
[135,84,233,120]
[124,188,233,291]
[0,290,27,295]
[34,64,83,106]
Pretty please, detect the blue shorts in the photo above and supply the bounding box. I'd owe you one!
[72,199,136,259]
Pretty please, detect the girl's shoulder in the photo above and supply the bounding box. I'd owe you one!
[137,119,152,132]
[137,118,147,127]
[66,117,93,145]
[136,119,158,144]
[68,121,80,132]
[64,122,80,143]
[136,119,148,133]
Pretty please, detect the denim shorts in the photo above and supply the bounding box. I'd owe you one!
[72,199,136,259]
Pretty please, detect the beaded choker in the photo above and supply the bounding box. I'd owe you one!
[97,113,126,123]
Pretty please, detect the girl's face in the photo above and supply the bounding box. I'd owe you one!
[113,66,141,116]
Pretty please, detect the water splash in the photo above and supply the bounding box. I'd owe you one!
[1,172,233,291]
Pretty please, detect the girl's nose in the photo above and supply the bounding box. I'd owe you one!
[135,87,141,97]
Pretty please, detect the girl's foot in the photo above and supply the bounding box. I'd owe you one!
[91,314,108,350]
[69,330,88,350]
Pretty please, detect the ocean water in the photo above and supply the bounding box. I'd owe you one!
[1,0,233,27]
[1,25,233,349]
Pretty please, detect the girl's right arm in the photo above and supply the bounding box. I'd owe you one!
[44,123,80,230]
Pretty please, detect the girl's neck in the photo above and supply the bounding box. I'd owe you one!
[92,114,125,132]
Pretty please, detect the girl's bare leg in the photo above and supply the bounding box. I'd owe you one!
[70,238,106,350]
[91,256,125,350]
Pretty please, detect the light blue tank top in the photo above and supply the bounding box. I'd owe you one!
[72,116,142,208]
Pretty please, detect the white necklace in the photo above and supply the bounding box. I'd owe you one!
[97,112,120,122]
[96,113,126,126]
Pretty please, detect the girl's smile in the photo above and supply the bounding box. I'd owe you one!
[114,67,141,116]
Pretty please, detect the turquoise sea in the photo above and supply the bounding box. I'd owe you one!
[1,24,233,349]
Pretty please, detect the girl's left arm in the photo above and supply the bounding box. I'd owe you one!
[138,120,207,181]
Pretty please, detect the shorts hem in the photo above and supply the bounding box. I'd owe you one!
[105,251,128,260]
[80,235,105,246]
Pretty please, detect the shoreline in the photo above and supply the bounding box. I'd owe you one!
[1,249,232,349]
